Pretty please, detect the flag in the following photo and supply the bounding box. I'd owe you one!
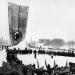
[45,59,47,69]
[66,60,68,67]
[8,2,29,46]
[37,60,39,69]
[54,60,56,67]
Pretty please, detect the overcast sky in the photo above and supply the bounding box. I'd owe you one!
[0,0,75,43]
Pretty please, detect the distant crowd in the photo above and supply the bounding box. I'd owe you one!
[6,47,75,59]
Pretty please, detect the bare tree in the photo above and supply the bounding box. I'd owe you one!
[51,39,65,48]
[39,39,51,46]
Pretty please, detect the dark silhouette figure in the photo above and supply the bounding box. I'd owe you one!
[47,64,52,75]
[33,50,37,59]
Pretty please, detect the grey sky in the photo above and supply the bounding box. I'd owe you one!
[0,0,75,43]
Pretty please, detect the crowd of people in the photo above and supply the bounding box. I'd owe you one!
[5,49,69,75]
[4,47,75,75]
[6,47,75,59]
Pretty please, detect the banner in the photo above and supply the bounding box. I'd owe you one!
[8,3,29,46]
